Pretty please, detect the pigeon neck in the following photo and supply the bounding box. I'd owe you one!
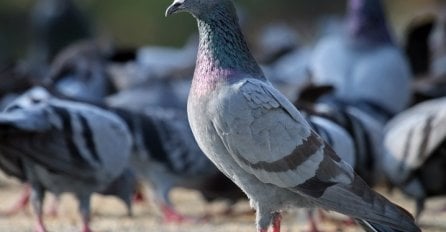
[194,13,264,83]
[346,0,393,45]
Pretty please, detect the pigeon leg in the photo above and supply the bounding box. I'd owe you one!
[133,182,146,204]
[160,204,188,223]
[307,210,320,232]
[415,198,425,222]
[0,183,31,216]
[272,212,282,232]
[78,194,92,232]
[46,194,60,218]
[256,207,274,232]
[30,185,46,232]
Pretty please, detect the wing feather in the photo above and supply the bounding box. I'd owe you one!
[214,78,354,193]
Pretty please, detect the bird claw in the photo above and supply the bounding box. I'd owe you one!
[34,223,47,232]
[161,205,208,224]
[0,185,31,217]
[272,213,282,232]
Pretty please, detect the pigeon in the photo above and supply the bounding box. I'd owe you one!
[0,87,132,232]
[112,107,245,222]
[24,0,91,80]
[165,0,420,232]
[106,78,187,112]
[310,0,412,121]
[295,85,386,186]
[384,97,446,219]
[43,40,117,104]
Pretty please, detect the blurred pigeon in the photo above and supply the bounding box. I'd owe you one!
[43,40,117,104]
[135,35,198,80]
[0,62,35,110]
[310,0,412,121]
[112,107,245,222]
[25,0,91,79]
[384,97,446,219]
[295,85,386,186]
[0,87,132,232]
[106,78,188,111]
[166,0,420,232]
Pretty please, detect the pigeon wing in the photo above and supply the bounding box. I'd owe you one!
[214,78,354,192]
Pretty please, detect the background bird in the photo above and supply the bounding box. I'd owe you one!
[310,0,412,123]
[166,0,420,232]
[112,107,246,223]
[384,97,446,219]
[0,87,132,232]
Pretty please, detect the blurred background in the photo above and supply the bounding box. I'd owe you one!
[1,0,446,231]
[0,0,438,62]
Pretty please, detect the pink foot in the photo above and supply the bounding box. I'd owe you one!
[82,225,92,232]
[46,197,59,218]
[272,213,282,232]
[307,210,321,232]
[34,217,47,232]
[161,205,205,223]
[1,184,31,216]
[133,190,146,204]
[82,216,92,232]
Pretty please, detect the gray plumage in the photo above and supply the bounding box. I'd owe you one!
[303,113,356,168]
[310,0,412,120]
[295,87,386,186]
[0,87,132,231]
[384,97,446,218]
[43,40,117,104]
[113,107,245,221]
[97,168,137,217]
[166,0,420,231]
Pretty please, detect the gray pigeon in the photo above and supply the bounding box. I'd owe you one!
[384,97,446,219]
[295,86,386,186]
[24,0,91,80]
[112,107,245,222]
[43,40,117,104]
[166,0,420,231]
[310,0,412,121]
[0,87,132,232]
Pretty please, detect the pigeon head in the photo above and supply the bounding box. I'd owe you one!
[346,0,393,44]
[166,0,264,87]
[165,0,236,20]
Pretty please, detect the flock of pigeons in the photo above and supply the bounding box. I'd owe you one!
[0,0,446,231]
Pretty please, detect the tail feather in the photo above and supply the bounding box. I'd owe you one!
[314,176,421,232]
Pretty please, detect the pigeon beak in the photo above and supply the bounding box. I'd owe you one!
[165,2,184,17]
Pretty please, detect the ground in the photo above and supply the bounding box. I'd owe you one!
[0,173,445,232]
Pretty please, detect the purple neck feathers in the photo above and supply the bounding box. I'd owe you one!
[192,7,264,94]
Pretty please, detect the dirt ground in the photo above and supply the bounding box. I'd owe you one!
[0,173,445,232]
